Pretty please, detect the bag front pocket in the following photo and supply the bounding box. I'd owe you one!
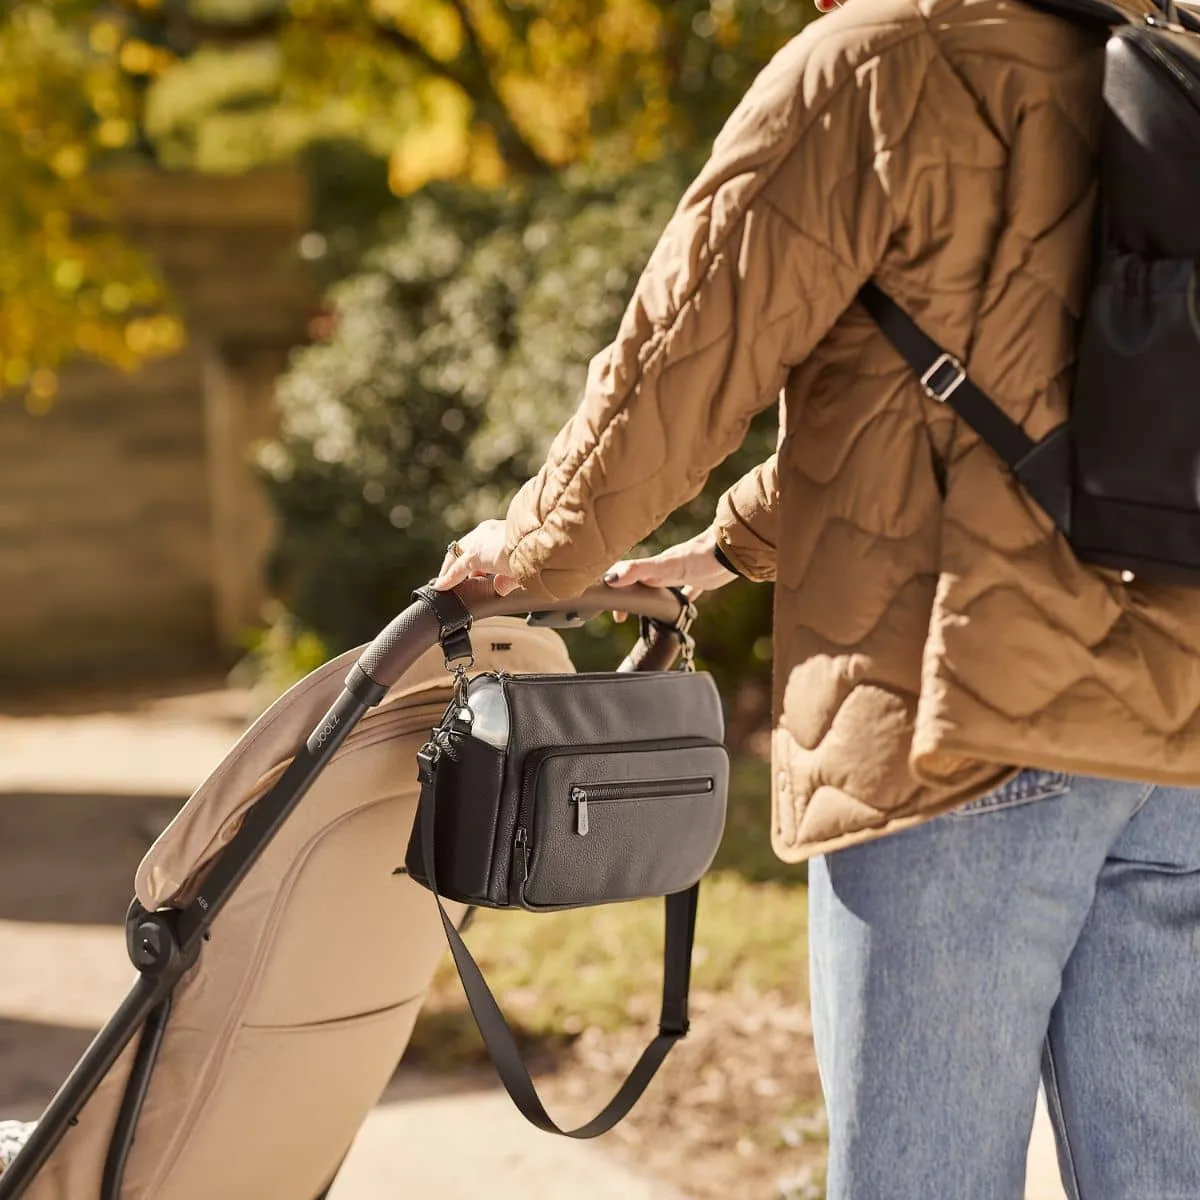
[520,744,728,909]
[569,776,716,835]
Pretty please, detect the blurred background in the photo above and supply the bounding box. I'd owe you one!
[0,0,801,706]
[0,4,1063,1199]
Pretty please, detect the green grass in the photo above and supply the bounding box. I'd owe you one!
[408,753,808,1067]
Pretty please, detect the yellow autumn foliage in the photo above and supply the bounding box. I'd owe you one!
[4,0,809,402]
[1,1,178,408]
[381,0,806,193]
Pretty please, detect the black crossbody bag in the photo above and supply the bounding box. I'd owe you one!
[403,586,729,1137]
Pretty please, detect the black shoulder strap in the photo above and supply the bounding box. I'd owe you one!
[858,283,1037,468]
[858,283,1073,532]
[416,748,696,1138]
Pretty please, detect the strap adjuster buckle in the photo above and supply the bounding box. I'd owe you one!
[920,352,966,403]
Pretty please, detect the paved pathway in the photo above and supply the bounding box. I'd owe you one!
[0,690,1065,1199]
[0,918,680,1200]
[1027,1095,1067,1200]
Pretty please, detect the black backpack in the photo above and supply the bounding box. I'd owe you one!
[862,0,1200,582]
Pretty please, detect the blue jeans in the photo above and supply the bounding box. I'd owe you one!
[809,771,1200,1200]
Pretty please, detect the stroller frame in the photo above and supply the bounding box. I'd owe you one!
[0,581,690,1200]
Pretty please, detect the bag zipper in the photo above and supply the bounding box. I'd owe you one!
[513,736,721,878]
[569,777,714,836]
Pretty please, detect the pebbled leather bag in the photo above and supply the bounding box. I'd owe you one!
[403,585,729,1137]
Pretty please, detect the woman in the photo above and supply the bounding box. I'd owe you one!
[435,0,1200,1195]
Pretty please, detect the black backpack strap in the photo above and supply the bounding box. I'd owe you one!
[859,283,1036,467]
[416,748,695,1138]
[858,283,1073,532]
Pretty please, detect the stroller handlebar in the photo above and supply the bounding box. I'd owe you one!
[352,580,690,692]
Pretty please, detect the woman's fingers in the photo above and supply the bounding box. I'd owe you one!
[601,536,737,623]
[434,547,475,590]
[602,559,639,587]
[604,558,654,621]
[604,548,696,590]
[604,554,679,622]
[609,556,648,624]
[432,520,513,592]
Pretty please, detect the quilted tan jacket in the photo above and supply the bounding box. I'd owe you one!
[503,0,1200,861]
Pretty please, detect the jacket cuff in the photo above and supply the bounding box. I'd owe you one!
[713,543,743,577]
[712,499,776,583]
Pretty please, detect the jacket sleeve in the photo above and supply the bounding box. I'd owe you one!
[713,454,779,583]
[503,14,917,601]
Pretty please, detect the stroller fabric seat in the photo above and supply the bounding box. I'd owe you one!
[18,618,572,1200]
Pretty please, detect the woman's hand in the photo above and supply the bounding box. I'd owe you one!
[603,529,738,621]
[432,519,520,595]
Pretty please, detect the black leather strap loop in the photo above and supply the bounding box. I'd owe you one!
[416,748,696,1138]
[413,585,475,668]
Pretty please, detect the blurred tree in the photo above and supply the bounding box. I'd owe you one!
[8,0,803,724]
[259,181,533,649]
[259,163,777,718]
[3,0,812,401]
[136,0,812,185]
[0,1,182,410]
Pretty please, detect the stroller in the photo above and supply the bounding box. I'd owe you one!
[0,580,692,1200]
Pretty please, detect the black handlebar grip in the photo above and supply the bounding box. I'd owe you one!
[352,579,689,692]
[353,603,443,693]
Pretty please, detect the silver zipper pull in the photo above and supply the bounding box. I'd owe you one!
[572,787,589,836]
[515,827,531,878]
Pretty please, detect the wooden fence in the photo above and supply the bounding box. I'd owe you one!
[0,168,315,691]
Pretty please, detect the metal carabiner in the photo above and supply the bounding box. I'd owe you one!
[450,662,471,708]
[668,590,700,673]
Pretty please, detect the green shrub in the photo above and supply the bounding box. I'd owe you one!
[259,160,777,711]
